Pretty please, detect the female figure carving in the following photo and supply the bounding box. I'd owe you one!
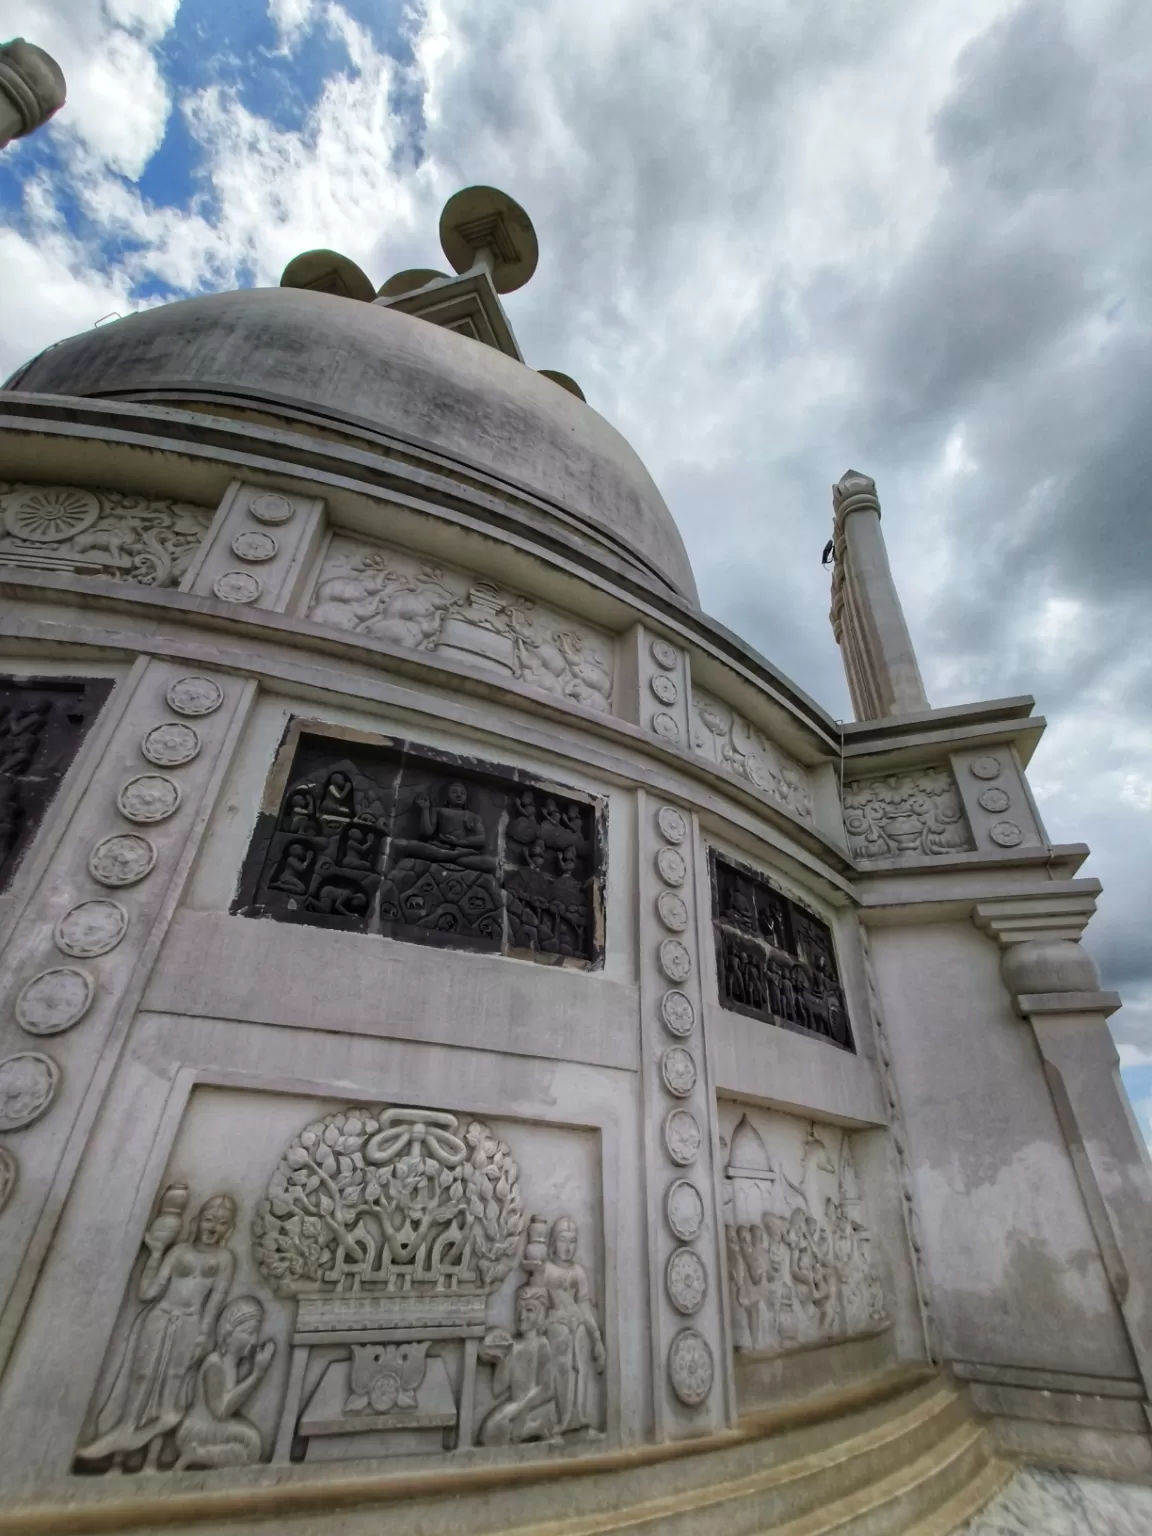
[173,1297,275,1470]
[76,1192,238,1467]
[525,1216,605,1435]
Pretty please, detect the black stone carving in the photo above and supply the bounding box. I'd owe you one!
[0,677,113,891]
[712,855,853,1052]
[235,728,603,965]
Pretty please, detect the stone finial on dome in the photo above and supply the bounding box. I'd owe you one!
[0,38,66,150]
[832,469,880,516]
[438,186,539,294]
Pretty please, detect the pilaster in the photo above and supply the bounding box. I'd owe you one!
[180,480,326,613]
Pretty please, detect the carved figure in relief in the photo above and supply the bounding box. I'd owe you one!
[172,1297,275,1470]
[478,1286,561,1446]
[691,691,813,820]
[722,1115,887,1359]
[363,567,456,648]
[525,1216,605,1436]
[842,768,974,861]
[77,1190,239,1467]
[392,781,496,870]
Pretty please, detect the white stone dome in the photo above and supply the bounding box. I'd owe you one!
[5,285,698,604]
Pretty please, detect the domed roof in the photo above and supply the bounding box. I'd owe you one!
[5,287,697,603]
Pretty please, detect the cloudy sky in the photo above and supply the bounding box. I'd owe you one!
[3,0,1151,1134]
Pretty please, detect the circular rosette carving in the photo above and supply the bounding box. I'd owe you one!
[666,1246,708,1315]
[253,1104,525,1300]
[657,805,687,844]
[668,1328,713,1406]
[249,492,295,524]
[660,989,696,1036]
[4,486,99,542]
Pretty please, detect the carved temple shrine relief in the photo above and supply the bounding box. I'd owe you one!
[75,1098,606,1471]
[0,483,212,587]
[307,535,615,713]
[0,676,113,891]
[711,855,853,1052]
[719,1104,889,1360]
[235,727,605,966]
[842,766,975,862]
[690,689,813,822]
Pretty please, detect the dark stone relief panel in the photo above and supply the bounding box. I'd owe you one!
[711,854,853,1052]
[234,727,604,967]
[0,676,114,891]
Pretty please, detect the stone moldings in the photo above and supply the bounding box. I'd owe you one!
[691,689,813,822]
[307,537,614,712]
[720,1105,889,1358]
[0,483,211,586]
[0,677,112,891]
[236,727,605,966]
[842,766,974,862]
[712,855,853,1052]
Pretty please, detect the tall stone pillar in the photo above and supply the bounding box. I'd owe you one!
[0,40,66,150]
[828,470,928,721]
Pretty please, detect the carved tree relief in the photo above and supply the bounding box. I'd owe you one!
[307,537,615,712]
[711,855,853,1052]
[0,483,212,587]
[721,1109,889,1360]
[235,728,604,966]
[842,767,975,861]
[0,676,113,890]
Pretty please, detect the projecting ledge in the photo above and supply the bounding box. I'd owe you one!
[1016,992,1122,1018]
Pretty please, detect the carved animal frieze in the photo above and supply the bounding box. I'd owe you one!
[842,766,974,861]
[691,689,813,822]
[721,1107,889,1359]
[307,537,615,712]
[0,483,212,587]
[235,729,604,966]
[712,855,853,1051]
[0,676,112,890]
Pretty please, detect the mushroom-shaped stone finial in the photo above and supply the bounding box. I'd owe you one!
[0,38,66,149]
[439,186,538,294]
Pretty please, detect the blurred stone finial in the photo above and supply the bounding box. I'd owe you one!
[0,39,66,150]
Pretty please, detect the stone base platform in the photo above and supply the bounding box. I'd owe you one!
[0,1368,1012,1536]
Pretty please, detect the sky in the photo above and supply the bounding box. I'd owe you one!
[2,0,1151,1142]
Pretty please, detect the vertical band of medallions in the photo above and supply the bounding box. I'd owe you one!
[0,656,257,1371]
[636,788,727,1438]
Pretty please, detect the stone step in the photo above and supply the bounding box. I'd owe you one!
[461,1392,979,1536]
[8,1371,1003,1536]
[754,1423,996,1536]
[903,1457,1016,1536]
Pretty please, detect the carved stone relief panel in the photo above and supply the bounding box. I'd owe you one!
[0,483,212,586]
[307,535,615,713]
[0,676,113,891]
[182,481,326,614]
[234,726,605,967]
[718,1102,890,1361]
[73,1088,605,1471]
[691,689,814,823]
[842,766,975,862]
[711,855,854,1052]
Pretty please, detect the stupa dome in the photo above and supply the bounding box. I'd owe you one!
[4,285,698,604]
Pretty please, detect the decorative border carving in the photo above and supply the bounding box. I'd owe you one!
[843,766,974,862]
[691,688,813,822]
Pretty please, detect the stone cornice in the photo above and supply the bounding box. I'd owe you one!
[973,889,1100,946]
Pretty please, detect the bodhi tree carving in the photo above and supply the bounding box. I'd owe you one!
[253,1106,526,1297]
